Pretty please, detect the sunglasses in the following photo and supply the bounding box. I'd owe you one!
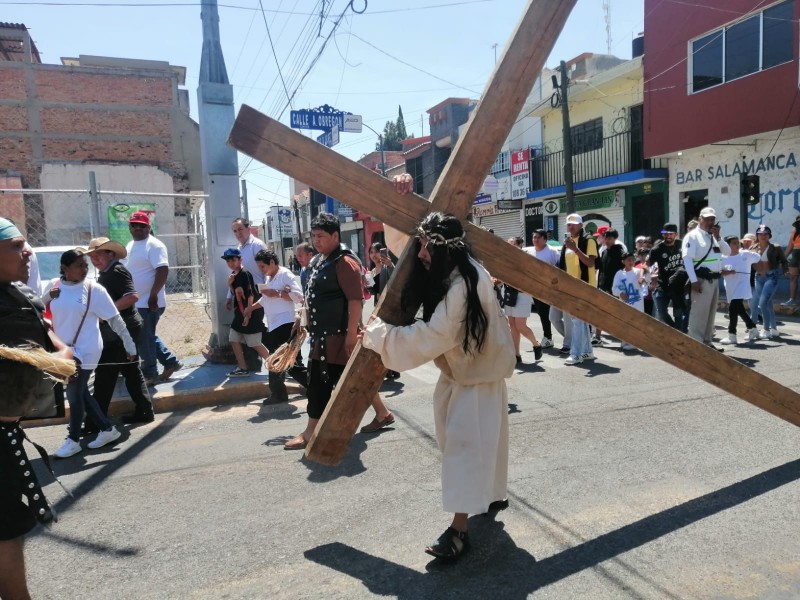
[129,223,148,229]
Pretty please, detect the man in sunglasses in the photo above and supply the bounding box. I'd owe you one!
[126,211,181,385]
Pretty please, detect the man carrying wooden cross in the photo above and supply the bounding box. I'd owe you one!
[361,209,516,562]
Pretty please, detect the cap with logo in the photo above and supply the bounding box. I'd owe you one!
[698,207,716,219]
[755,224,772,237]
[594,225,610,237]
[565,213,583,225]
[221,248,242,260]
[661,223,678,234]
[129,211,151,226]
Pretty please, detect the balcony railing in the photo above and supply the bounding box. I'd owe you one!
[529,130,667,192]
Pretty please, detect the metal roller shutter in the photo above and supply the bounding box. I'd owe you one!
[479,210,523,241]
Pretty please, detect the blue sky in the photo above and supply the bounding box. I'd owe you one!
[5,0,644,219]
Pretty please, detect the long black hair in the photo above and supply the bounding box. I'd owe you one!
[401,212,488,355]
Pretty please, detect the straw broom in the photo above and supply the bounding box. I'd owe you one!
[0,345,77,383]
[266,329,307,373]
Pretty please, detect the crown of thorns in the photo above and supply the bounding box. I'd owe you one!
[416,226,465,247]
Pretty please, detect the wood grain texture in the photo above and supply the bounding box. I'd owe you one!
[228,0,798,467]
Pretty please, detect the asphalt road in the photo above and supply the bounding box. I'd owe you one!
[24,313,800,599]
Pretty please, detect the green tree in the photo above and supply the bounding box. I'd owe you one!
[377,105,409,151]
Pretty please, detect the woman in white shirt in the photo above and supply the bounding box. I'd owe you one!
[45,249,137,458]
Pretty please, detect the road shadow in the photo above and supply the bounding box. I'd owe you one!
[584,362,622,377]
[305,458,800,596]
[248,402,303,424]
[515,362,544,373]
[305,516,537,599]
[728,356,759,368]
[37,530,140,557]
[380,378,406,397]
[301,435,369,482]
[508,403,522,415]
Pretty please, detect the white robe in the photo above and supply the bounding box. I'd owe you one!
[363,259,516,514]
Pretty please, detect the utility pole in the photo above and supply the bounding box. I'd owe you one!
[240,179,249,222]
[553,60,575,214]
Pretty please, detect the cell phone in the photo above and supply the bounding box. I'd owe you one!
[380,248,389,257]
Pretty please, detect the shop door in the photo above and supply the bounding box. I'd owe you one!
[630,193,665,241]
[682,189,708,232]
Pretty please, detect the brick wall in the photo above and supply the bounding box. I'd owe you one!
[40,107,171,137]
[34,70,173,105]
[0,105,27,131]
[0,69,26,99]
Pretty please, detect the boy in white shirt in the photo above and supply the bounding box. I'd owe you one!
[612,252,650,351]
[720,235,760,345]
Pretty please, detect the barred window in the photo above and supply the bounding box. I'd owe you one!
[570,118,603,155]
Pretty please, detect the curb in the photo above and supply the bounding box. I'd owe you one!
[23,379,304,429]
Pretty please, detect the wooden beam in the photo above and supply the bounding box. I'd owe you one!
[228,0,799,468]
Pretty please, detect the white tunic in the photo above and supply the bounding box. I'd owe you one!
[363,259,516,514]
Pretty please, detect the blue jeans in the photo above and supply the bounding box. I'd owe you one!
[67,369,113,441]
[654,289,687,332]
[751,269,781,330]
[569,316,592,359]
[137,307,179,380]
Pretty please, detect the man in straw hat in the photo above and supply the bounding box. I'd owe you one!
[87,237,154,426]
[0,216,75,599]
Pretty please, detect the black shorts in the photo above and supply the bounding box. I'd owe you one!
[788,248,800,269]
[0,448,37,541]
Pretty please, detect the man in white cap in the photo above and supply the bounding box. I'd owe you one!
[558,213,600,365]
[682,206,730,348]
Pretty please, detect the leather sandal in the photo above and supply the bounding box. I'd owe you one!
[283,434,308,450]
[360,412,395,433]
[424,527,470,562]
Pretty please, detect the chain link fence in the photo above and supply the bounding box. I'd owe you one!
[1,181,211,360]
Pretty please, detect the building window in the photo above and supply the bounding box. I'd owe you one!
[691,0,793,94]
[570,118,603,155]
[490,150,509,175]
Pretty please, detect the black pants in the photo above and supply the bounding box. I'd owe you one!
[263,323,293,400]
[728,299,755,334]
[307,359,345,420]
[533,298,552,340]
[93,341,153,418]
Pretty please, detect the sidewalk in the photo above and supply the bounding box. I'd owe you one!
[25,356,305,428]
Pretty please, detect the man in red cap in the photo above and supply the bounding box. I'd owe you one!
[125,211,181,385]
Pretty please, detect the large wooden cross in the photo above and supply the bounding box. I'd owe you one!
[229,0,800,466]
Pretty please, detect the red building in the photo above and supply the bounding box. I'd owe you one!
[643,0,800,240]
[644,0,799,158]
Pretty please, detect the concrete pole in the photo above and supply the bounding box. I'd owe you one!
[198,0,242,350]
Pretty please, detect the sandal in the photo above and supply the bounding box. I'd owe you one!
[424,527,470,561]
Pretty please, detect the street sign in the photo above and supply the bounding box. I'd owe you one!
[290,104,360,132]
[342,114,362,133]
[497,199,523,210]
[317,124,340,148]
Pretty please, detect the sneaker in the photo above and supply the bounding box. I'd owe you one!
[533,345,543,361]
[541,338,553,349]
[620,342,635,351]
[769,328,780,337]
[591,336,603,346]
[227,368,251,377]
[747,328,759,342]
[780,299,798,306]
[759,329,773,340]
[53,438,82,458]
[581,352,596,361]
[559,346,570,355]
[87,427,121,449]
[564,355,583,365]
[719,335,738,345]
[159,362,183,382]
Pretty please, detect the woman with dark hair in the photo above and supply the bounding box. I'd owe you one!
[44,249,137,458]
[782,215,800,306]
[750,225,788,339]
[362,211,516,562]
